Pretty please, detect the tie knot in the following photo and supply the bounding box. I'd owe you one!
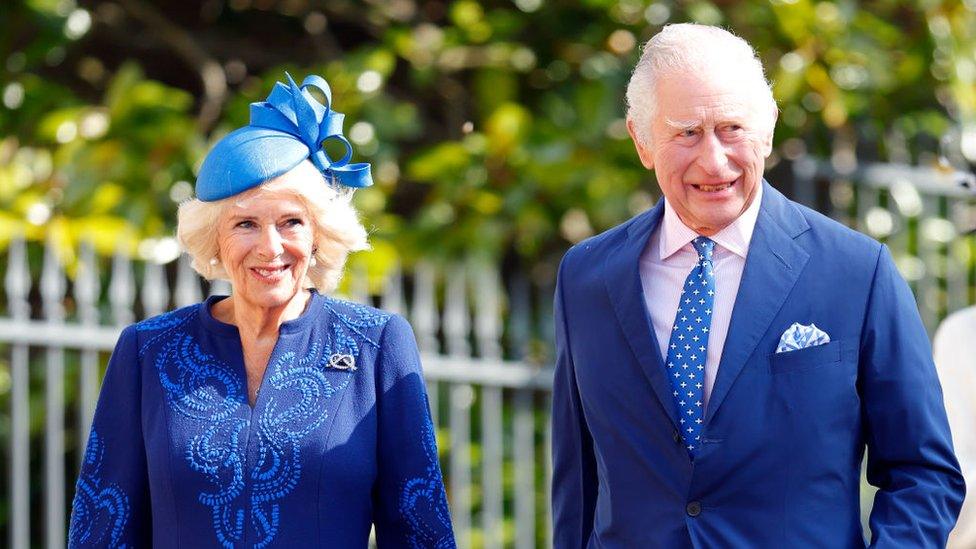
[692,237,715,259]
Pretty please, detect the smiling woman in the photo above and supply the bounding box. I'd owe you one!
[66,74,456,549]
[176,160,367,297]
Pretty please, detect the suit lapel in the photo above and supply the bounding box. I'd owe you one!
[704,183,810,424]
[603,200,682,429]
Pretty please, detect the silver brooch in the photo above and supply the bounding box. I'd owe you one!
[327,353,357,371]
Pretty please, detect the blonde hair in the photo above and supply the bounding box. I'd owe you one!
[177,160,368,293]
[626,23,777,146]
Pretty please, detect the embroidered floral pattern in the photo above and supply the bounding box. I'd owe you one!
[69,430,132,549]
[152,330,249,547]
[399,400,455,548]
[136,296,389,548]
[135,305,195,359]
[247,342,355,547]
[325,298,388,358]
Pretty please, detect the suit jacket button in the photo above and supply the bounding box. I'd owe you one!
[686,501,702,517]
[672,430,681,443]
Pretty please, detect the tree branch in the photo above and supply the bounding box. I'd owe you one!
[117,0,227,133]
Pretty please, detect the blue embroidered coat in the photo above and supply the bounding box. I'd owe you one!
[68,291,455,548]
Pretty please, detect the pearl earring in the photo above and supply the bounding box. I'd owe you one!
[209,257,219,266]
[309,247,317,267]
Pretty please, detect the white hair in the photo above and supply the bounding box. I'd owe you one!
[177,160,369,293]
[626,24,777,146]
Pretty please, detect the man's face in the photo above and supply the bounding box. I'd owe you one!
[628,69,775,236]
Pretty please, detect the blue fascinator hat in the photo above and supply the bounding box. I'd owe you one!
[195,73,372,202]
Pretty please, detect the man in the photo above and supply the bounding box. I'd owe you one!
[933,184,976,549]
[551,24,964,547]
[934,306,976,549]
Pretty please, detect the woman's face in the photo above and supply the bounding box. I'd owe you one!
[216,189,314,311]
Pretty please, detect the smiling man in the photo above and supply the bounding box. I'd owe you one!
[551,24,964,548]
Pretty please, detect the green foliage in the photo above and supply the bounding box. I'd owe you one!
[1,0,974,276]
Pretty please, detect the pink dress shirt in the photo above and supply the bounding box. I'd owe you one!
[639,185,763,409]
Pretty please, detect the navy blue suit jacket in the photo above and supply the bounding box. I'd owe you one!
[551,182,965,548]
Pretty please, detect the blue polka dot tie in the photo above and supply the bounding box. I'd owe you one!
[665,237,715,458]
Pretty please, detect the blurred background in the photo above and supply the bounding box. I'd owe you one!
[1,0,975,547]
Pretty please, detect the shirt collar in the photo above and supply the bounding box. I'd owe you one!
[660,183,763,260]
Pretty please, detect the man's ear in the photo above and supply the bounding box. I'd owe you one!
[627,118,655,170]
[760,107,778,158]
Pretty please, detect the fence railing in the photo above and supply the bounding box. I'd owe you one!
[1,159,974,549]
[791,157,976,334]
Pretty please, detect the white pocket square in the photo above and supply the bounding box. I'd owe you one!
[776,322,830,353]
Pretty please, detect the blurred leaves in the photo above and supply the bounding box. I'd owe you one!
[1,0,974,274]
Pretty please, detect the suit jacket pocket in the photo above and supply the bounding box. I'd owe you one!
[767,339,842,375]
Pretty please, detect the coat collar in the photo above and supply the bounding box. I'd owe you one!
[605,199,675,425]
[604,181,810,430]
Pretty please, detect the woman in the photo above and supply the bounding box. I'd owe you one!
[68,74,455,548]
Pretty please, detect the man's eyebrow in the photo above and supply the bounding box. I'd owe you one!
[664,117,700,131]
[665,110,751,131]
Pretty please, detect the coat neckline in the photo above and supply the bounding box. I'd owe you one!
[197,288,327,338]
